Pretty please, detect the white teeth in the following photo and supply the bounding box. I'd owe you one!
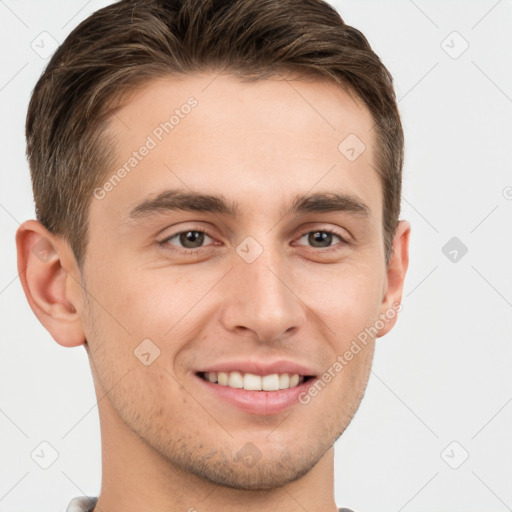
[201,371,306,391]
[262,374,280,391]
[279,373,290,389]
[228,371,243,388]
[244,373,262,390]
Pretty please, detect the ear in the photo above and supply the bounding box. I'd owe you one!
[377,220,410,338]
[15,220,86,347]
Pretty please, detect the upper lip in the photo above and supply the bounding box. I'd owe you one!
[196,359,318,377]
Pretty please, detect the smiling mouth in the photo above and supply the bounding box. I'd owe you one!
[196,371,315,391]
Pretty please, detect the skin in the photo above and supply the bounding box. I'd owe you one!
[16,73,409,512]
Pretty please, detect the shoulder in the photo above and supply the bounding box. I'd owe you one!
[65,496,98,512]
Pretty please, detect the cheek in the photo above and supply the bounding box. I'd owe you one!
[82,284,187,412]
[84,257,184,338]
[300,261,385,339]
[82,261,216,388]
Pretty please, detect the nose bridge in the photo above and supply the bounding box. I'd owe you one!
[244,246,287,305]
[221,234,304,341]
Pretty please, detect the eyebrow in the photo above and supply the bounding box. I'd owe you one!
[126,189,370,222]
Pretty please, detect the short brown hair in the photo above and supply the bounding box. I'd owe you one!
[26,0,403,269]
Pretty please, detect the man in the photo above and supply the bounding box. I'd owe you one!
[16,0,409,511]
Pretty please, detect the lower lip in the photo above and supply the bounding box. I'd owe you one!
[194,374,317,415]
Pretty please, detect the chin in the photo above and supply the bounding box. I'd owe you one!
[190,454,318,490]
[160,428,336,491]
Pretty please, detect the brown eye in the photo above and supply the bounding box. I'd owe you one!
[162,229,213,250]
[296,229,347,249]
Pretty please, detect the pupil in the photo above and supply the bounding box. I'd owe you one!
[180,231,204,248]
[309,231,331,248]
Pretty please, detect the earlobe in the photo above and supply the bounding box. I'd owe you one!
[15,220,86,348]
[377,220,411,338]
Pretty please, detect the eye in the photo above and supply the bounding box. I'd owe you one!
[161,229,214,251]
[295,229,348,250]
[159,227,349,255]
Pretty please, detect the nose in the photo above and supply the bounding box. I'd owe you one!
[219,240,305,343]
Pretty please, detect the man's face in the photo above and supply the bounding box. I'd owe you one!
[80,73,393,488]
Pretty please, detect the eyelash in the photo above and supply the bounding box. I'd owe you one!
[158,227,349,255]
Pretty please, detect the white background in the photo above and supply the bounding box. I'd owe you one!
[1,1,511,511]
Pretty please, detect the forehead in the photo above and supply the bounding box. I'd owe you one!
[92,73,380,228]
[109,73,375,154]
